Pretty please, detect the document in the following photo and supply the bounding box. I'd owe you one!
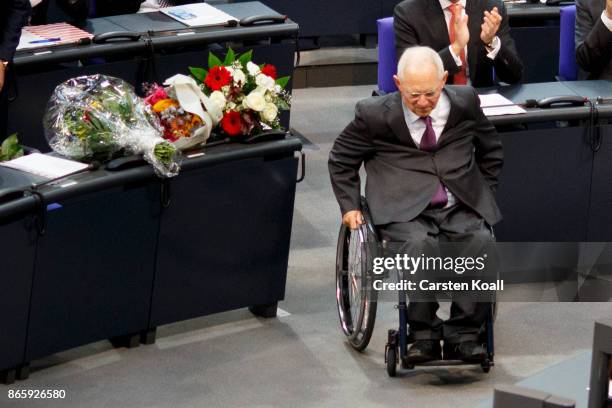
[478,93,527,116]
[17,23,93,51]
[161,3,238,27]
[0,153,90,180]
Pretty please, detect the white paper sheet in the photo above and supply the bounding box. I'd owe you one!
[0,153,89,179]
[161,3,238,27]
[17,30,46,51]
[478,93,527,116]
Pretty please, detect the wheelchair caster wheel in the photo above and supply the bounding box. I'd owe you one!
[386,347,397,377]
[481,360,491,373]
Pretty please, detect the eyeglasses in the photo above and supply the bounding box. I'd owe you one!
[405,89,439,101]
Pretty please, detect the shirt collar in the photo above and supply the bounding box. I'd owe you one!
[439,0,466,11]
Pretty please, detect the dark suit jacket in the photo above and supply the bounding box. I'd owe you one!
[575,0,612,80]
[393,0,523,87]
[56,0,143,20]
[328,86,503,226]
[0,0,31,62]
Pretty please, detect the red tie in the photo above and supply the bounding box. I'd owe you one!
[448,3,468,85]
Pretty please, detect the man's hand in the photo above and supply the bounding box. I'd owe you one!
[451,6,470,56]
[0,63,5,93]
[480,7,502,45]
[342,210,364,230]
[606,0,612,20]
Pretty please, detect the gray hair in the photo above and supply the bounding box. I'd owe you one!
[396,46,445,81]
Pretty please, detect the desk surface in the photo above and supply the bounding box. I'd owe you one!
[478,80,612,125]
[14,2,299,67]
[0,137,302,221]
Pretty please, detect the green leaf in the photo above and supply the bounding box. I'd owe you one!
[0,133,24,162]
[208,51,223,69]
[189,66,208,83]
[238,50,253,66]
[223,48,235,66]
[275,76,290,89]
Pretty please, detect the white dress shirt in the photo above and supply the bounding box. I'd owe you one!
[439,0,501,83]
[601,10,612,31]
[401,92,456,206]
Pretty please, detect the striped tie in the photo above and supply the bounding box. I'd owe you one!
[158,0,176,7]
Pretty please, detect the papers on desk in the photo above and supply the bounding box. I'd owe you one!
[0,153,89,180]
[479,93,527,116]
[17,23,93,51]
[161,3,238,27]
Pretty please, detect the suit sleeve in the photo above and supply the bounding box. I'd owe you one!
[0,0,31,62]
[489,1,523,84]
[393,3,461,76]
[471,89,503,191]
[575,0,612,78]
[328,102,376,215]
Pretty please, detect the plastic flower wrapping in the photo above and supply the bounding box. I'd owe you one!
[188,48,291,138]
[43,74,181,178]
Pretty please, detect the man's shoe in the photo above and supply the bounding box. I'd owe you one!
[444,341,486,363]
[406,340,442,364]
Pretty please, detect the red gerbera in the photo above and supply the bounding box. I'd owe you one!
[221,110,243,136]
[261,64,277,79]
[204,66,232,91]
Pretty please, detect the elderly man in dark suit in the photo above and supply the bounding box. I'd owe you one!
[328,46,503,363]
[576,0,612,80]
[0,0,31,136]
[394,0,522,87]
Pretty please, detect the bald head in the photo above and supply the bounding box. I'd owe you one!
[396,46,445,82]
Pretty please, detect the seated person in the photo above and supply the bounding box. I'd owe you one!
[394,0,523,87]
[328,46,502,363]
[576,0,612,80]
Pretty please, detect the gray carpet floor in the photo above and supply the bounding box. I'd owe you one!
[1,85,610,408]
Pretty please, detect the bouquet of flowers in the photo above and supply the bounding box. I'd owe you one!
[143,74,222,150]
[44,74,181,177]
[188,48,291,138]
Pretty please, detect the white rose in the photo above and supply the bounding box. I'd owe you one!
[209,91,226,110]
[246,61,260,76]
[274,85,282,93]
[244,91,266,111]
[255,74,276,91]
[232,69,246,85]
[262,103,278,122]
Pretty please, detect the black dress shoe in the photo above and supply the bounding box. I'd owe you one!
[444,341,486,363]
[406,340,442,364]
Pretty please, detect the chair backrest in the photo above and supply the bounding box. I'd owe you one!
[377,17,398,93]
[559,5,578,81]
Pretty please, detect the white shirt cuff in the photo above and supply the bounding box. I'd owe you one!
[485,36,501,59]
[448,45,463,67]
[601,10,612,32]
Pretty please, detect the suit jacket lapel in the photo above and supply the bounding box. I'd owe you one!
[466,0,481,84]
[385,93,417,149]
[440,87,462,140]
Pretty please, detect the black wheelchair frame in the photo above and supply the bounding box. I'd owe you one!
[335,198,495,376]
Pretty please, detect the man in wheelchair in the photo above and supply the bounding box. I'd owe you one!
[328,46,503,364]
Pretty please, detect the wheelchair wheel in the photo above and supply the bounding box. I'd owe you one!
[336,223,377,351]
[386,347,397,377]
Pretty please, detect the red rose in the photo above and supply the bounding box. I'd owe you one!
[261,64,277,79]
[205,66,232,91]
[221,110,243,136]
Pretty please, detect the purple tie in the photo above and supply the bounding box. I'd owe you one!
[420,116,448,207]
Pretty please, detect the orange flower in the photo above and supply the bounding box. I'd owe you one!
[153,99,178,113]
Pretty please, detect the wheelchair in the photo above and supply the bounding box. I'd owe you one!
[335,198,495,377]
